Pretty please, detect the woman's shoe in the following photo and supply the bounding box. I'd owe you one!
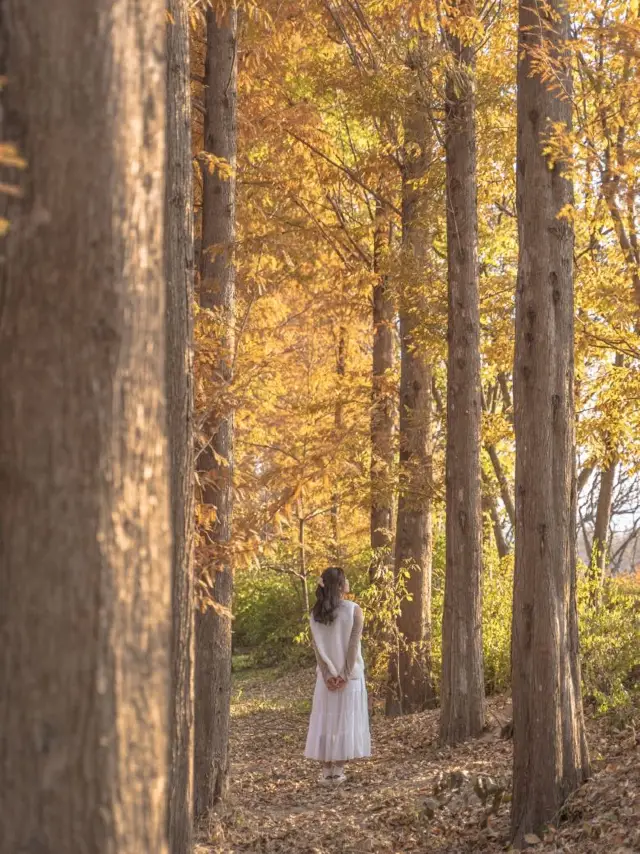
[319,767,334,787]
[332,771,347,786]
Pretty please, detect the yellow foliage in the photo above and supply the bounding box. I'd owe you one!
[191,0,640,592]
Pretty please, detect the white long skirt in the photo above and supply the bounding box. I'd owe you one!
[304,672,371,762]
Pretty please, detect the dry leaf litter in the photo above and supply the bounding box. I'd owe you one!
[196,668,639,853]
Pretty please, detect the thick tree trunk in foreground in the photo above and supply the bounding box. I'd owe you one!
[166,1,195,850]
[386,90,435,716]
[370,205,395,578]
[0,3,170,852]
[440,6,485,745]
[511,0,590,842]
[194,1,237,817]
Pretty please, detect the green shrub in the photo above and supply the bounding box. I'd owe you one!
[356,558,410,699]
[359,537,514,700]
[578,570,640,715]
[481,552,513,695]
[233,568,313,668]
[232,540,639,717]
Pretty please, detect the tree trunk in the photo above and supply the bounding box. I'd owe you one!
[194,1,237,818]
[386,88,435,716]
[440,4,485,745]
[600,123,640,314]
[590,458,617,587]
[589,353,623,596]
[166,1,195,851]
[331,325,346,561]
[370,203,396,580]
[511,0,590,842]
[486,443,515,527]
[482,491,510,559]
[0,3,170,852]
[497,371,513,417]
[299,515,310,613]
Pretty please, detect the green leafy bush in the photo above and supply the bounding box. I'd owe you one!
[356,559,410,699]
[481,552,514,695]
[360,538,514,700]
[578,570,640,715]
[232,541,639,717]
[233,568,313,668]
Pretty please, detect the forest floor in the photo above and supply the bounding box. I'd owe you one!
[197,666,639,854]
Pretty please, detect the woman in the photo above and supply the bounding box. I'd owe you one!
[304,566,371,786]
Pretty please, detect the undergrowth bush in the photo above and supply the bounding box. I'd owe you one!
[233,542,639,715]
[481,552,514,695]
[359,540,514,700]
[233,568,313,668]
[579,571,639,715]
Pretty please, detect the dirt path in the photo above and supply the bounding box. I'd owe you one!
[198,668,639,853]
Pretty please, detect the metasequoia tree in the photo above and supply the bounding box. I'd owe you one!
[292,3,438,713]
[331,321,347,561]
[194,0,238,816]
[440,0,485,745]
[166,0,196,850]
[588,356,624,592]
[511,0,590,842]
[0,1,171,852]
[387,62,436,716]
[572,6,639,586]
[370,202,396,576]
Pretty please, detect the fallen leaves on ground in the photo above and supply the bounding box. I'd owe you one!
[196,668,639,853]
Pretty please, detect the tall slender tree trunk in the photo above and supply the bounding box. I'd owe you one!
[386,88,435,716]
[331,325,346,561]
[166,1,195,851]
[590,458,617,584]
[298,513,310,613]
[589,354,622,595]
[482,490,510,559]
[370,203,396,580]
[0,3,170,852]
[600,122,640,314]
[484,375,516,531]
[511,0,590,842]
[440,2,485,745]
[194,1,237,817]
[486,443,516,527]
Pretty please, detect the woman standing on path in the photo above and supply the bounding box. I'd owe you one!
[304,566,371,786]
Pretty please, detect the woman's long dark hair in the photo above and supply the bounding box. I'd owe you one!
[311,566,346,625]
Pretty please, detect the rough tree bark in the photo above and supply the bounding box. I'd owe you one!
[370,203,396,579]
[331,324,347,561]
[166,1,195,851]
[0,2,171,852]
[589,354,623,594]
[511,0,590,842]
[482,375,516,529]
[486,443,516,527]
[440,1,485,745]
[590,457,617,585]
[482,490,510,559]
[386,84,435,716]
[194,0,237,817]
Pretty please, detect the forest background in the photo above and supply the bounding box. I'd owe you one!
[1,0,638,852]
[190,0,639,713]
